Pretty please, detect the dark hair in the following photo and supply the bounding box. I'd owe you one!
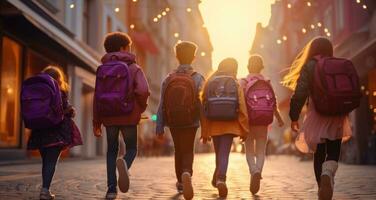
[247,54,264,73]
[308,37,333,59]
[216,57,238,77]
[175,41,197,64]
[104,32,132,53]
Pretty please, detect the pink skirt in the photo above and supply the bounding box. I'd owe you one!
[295,100,352,153]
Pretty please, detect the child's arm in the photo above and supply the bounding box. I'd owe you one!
[156,79,167,135]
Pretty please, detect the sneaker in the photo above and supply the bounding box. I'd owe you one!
[40,188,55,200]
[216,180,228,198]
[181,172,194,199]
[319,174,333,200]
[116,158,130,193]
[176,182,183,194]
[105,187,117,199]
[250,172,261,195]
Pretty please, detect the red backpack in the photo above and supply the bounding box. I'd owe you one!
[163,70,198,127]
[311,56,361,115]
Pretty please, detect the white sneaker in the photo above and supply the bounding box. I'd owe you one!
[40,188,55,200]
[181,172,194,199]
[116,158,130,193]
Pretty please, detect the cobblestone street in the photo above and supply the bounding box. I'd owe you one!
[0,154,375,199]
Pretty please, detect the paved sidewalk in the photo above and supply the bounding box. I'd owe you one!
[0,154,375,199]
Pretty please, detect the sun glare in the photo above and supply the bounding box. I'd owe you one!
[199,0,275,77]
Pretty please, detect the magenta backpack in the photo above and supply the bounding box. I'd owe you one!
[94,61,134,117]
[311,56,361,115]
[243,76,276,126]
[21,74,64,129]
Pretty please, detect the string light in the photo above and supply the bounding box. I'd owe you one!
[201,52,206,56]
[69,3,75,9]
[326,32,331,37]
[317,22,322,27]
[174,32,179,38]
[177,40,182,44]
[277,39,282,44]
[153,17,158,22]
[356,0,361,3]
[162,11,167,16]
[282,36,287,41]
[132,0,137,2]
[287,3,292,8]
[373,91,376,96]
[311,24,315,29]
[307,2,312,7]
[157,14,162,19]
[302,28,307,33]
[186,7,192,12]
[165,7,170,12]
[114,7,120,12]
[130,24,135,29]
[361,85,366,90]
[324,28,329,33]
[363,4,367,9]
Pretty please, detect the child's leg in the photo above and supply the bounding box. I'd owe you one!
[325,139,341,161]
[121,125,138,169]
[255,136,267,175]
[212,134,233,181]
[179,128,197,176]
[170,128,183,183]
[106,126,120,190]
[245,136,257,175]
[40,146,62,189]
[314,143,326,186]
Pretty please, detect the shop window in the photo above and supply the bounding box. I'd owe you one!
[0,37,22,148]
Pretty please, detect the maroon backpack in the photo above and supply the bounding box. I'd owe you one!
[311,56,361,115]
[243,76,276,125]
[94,60,134,117]
[163,70,197,127]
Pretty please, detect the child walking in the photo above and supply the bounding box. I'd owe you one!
[240,55,284,195]
[24,66,82,200]
[283,37,358,200]
[156,41,205,200]
[93,32,150,199]
[201,58,249,198]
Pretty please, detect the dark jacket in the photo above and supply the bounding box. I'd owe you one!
[156,64,205,134]
[27,91,82,150]
[289,59,316,121]
[93,52,150,127]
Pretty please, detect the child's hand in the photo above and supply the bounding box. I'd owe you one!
[240,136,247,143]
[156,133,164,140]
[93,126,102,137]
[201,136,211,144]
[291,121,300,132]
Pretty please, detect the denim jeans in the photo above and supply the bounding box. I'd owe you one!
[212,134,234,181]
[106,125,137,190]
[39,146,62,189]
[170,127,197,183]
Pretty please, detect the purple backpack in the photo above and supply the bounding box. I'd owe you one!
[21,74,64,129]
[243,76,276,126]
[94,61,134,117]
[311,56,361,115]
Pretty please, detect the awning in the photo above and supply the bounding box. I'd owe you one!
[130,31,159,55]
[8,0,100,70]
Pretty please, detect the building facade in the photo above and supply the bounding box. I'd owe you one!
[0,0,212,160]
[251,0,376,164]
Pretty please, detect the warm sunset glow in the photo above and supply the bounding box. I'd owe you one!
[199,0,275,76]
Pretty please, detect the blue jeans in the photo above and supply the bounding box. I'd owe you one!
[212,134,234,181]
[39,146,62,189]
[106,125,137,190]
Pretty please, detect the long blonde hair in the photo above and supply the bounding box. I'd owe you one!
[282,37,333,90]
[42,66,70,92]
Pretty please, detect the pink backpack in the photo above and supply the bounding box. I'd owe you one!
[243,76,276,126]
[311,56,361,115]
